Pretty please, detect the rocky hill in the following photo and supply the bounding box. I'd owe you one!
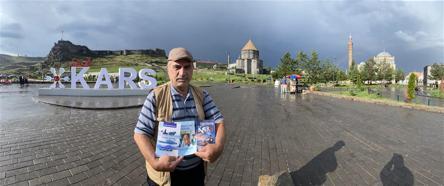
[1,40,168,78]
[43,40,166,68]
[45,40,92,65]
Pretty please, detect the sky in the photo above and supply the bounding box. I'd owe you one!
[0,0,443,72]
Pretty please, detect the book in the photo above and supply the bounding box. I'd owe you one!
[196,120,216,150]
[155,120,196,157]
[155,120,216,157]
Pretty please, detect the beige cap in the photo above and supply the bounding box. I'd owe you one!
[168,47,193,62]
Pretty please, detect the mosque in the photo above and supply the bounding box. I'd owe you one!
[373,51,396,70]
[349,35,397,83]
[349,34,396,72]
[357,51,397,72]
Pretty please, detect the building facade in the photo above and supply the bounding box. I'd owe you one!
[233,40,263,74]
[424,64,444,86]
[403,72,423,86]
[373,51,396,70]
[357,51,397,72]
[356,51,397,84]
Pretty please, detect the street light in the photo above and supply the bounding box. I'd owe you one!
[227,52,230,84]
[41,63,44,81]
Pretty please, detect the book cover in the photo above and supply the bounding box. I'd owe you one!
[177,120,197,156]
[196,120,216,150]
[155,122,180,157]
[155,120,197,157]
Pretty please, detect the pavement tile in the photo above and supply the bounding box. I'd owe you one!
[47,178,70,186]
[51,170,71,181]
[39,174,52,184]
[28,177,42,186]
[67,172,88,184]
[0,86,442,185]
[2,176,17,185]
[10,180,29,186]
[69,165,89,175]
[6,167,28,177]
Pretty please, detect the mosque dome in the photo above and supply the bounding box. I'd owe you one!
[241,39,258,51]
[376,51,392,57]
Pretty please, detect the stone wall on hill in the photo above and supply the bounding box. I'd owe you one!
[44,40,166,67]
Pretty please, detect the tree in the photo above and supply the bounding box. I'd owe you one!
[275,52,293,78]
[430,63,444,93]
[348,61,359,84]
[293,51,308,75]
[430,63,444,80]
[271,71,279,80]
[361,59,377,84]
[336,70,348,82]
[407,73,417,101]
[395,69,405,83]
[319,60,337,84]
[349,62,362,85]
[377,62,394,83]
[302,51,322,84]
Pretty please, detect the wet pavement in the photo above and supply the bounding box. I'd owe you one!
[319,86,444,107]
[35,96,146,109]
[0,84,443,185]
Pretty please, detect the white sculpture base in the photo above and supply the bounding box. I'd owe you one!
[38,88,150,97]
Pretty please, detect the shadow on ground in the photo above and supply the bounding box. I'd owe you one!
[380,153,414,186]
[290,140,345,185]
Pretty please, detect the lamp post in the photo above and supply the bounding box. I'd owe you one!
[41,63,44,81]
[227,52,230,84]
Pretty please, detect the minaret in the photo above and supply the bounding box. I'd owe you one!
[348,34,353,70]
[227,52,230,65]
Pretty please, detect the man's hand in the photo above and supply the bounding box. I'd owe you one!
[195,144,222,163]
[135,134,182,171]
[195,122,225,163]
[151,156,183,172]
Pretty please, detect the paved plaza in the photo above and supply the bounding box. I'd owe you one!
[0,85,443,185]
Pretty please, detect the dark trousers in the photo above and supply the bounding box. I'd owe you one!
[147,161,205,186]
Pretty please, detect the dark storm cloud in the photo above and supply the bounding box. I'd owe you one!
[0,31,23,39]
[0,0,442,72]
[0,23,23,39]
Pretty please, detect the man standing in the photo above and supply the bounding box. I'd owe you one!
[134,47,225,186]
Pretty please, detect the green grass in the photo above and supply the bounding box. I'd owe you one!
[87,54,167,72]
[192,69,272,85]
[320,90,444,113]
[336,89,384,99]
[429,89,444,99]
[192,70,227,82]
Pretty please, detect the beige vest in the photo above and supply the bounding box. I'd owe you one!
[146,82,205,186]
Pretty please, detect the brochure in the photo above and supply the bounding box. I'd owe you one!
[155,120,216,157]
[196,120,216,150]
[155,120,196,157]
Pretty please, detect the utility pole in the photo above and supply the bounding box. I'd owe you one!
[41,63,44,81]
[227,52,230,84]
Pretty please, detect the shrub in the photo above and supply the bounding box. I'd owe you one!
[407,73,417,100]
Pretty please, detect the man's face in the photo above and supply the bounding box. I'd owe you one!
[167,59,193,90]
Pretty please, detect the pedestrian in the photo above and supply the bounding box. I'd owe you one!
[19,76,24,87]
[281,76,287,94]
[134,47,226,186]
